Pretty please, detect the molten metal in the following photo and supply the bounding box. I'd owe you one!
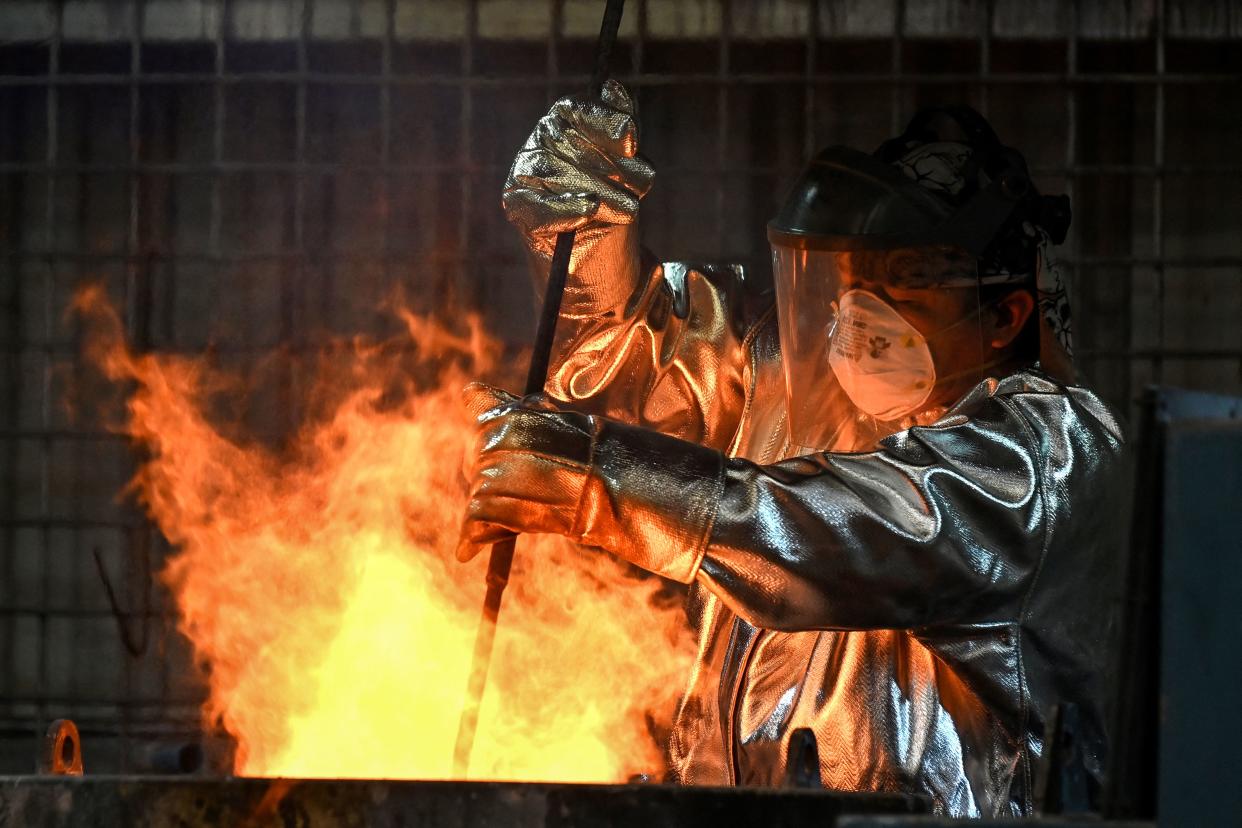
[73,286,693,782]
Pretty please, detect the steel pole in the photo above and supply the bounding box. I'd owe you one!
[452,0,627,778]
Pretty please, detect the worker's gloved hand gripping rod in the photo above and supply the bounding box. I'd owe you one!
[452,0,627,778]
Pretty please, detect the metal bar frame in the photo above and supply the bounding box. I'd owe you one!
[7,160,1239,175]
[31,0,64,771]
[0,0,1240,772]
[4,249,1237,268]
[0,70,1236,87]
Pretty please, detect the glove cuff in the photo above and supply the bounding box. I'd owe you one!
[524,220,644,318]
[574,419,725,583]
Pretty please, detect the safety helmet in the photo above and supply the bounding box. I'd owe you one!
[769,106,1071,452]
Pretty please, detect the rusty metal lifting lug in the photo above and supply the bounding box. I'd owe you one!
[38,718,84,776]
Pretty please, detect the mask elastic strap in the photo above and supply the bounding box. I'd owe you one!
[934,352,1015,388]
[974,261,987,378]
[919,288,999,343]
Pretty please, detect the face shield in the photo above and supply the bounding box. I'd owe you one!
[771,244,987,452]
[767,138,1064,452]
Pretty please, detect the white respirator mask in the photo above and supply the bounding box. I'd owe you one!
[826,288,998,422]
[827,289,936,421]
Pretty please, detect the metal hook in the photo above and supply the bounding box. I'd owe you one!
[92,541,151,658]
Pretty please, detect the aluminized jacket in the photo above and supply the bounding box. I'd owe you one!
[518,243,1126,817]
[500,84,1124,816]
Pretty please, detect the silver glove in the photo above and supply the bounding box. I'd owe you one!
[455,382,597,563]
[456,381,721,584]
[502,79,655,315]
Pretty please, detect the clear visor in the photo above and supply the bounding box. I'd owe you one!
[771,245,985,453]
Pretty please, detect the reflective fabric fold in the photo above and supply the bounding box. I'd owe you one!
[499,87,1124,818]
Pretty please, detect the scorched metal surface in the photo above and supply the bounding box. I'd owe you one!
[0,777,927,827]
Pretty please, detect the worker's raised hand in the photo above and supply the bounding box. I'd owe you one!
[456,383,598,563]
[503,79,655,249]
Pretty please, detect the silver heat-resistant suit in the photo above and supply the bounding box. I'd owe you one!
[489,81,1127,817]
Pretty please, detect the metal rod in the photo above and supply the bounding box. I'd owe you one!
[210,0,227,258]
[0,52,25,713]
[119,0,146,770]
[5,159,1241,176]
[1152,0,1167,385]
[0,251,537,269]
[714,0,730,257]
[979,0,993,114]
[802,0,818,159]
[280,0,310,437]
[1,697,205,712]
[890,0,905,134]
[0,606,173,619]
[634,0,646,77]
[37,0,63,749]
[5,334,1232,368]
[452,0,627,779]
[0,0,1238,770]
[2,70,1236,88]
[1062,0,1078,355]
[2,248,1237,270]
[455,0,476,309]
[378,0,395,333]
[0,519,147,530]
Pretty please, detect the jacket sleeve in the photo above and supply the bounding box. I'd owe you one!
[575,390,1050,631]
[538,250,759,452]
[502,81,757,452]
[511,173,757,452]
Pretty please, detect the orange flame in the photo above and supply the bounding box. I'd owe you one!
[72,285,693,781]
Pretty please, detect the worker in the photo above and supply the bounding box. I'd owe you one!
[456,80,1125,818]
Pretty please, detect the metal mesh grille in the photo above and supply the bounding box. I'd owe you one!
[1,0,1240,773]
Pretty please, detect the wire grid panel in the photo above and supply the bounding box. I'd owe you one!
[1,0,1241,773]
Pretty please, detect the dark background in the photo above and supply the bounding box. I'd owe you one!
[1,0,1240,773]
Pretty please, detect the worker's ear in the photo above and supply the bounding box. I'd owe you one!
[988,288,1036,350]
